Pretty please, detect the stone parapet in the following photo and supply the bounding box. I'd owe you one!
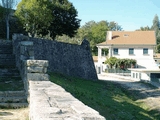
[26,60,48,67]
[29,81,106,120]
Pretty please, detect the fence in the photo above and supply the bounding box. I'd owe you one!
[106,68,131,76]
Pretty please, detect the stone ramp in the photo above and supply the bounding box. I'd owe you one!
[29,81,105,120]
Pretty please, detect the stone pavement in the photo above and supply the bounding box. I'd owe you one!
[98,72,160,88]
[29,80,106,120]
[98,72,139,82]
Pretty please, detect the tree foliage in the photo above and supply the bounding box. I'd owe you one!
[151,15,160,53]
[108,21,122,31]
[56,20,122,55]
[136,26,150,31]
[105,57,118,68]
[105,57,136,69]
[1,0,16,39]
[139,14,160,52]
[15,0,80,39]
[0,5,4,19]
[152,14,160,36]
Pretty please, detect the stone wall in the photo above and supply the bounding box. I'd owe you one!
[26,60,105,120]
[12,34,97,80]
[11,37,105,119]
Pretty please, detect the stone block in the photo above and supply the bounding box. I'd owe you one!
[29,56,34,60]
[20,46,25,54]
[27,73,49,81]
[26,60,48,67]
[27,66,47,73]
[20,55,27,60]
[21,41,33,46]
[29,51,34,56]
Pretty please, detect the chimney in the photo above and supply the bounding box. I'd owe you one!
[107,31,112,40]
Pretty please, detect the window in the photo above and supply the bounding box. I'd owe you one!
[113,48,118,55]
[129,48,134,55]
[143,48,148,54]
[133,73,135,78]
[139,73,141,79]
[136,73,138,78]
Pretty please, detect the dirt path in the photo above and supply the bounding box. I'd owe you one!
[98,74,160,112]
[0,108,28,120]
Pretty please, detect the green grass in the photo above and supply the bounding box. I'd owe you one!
[50,73,160,120]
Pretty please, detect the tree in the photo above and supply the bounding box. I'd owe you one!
[1,0,16,40]
[0,5,4,19]
[56,20,122,55]
[136,26,150,31]
[108,21,123,31]
[152,14,160,36]
[105,57,118,68]
[15,0,80,39]
[151,15,160,45]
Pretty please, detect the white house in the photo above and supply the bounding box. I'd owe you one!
[97,31,158,70]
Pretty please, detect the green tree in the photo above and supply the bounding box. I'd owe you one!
[151,14,160,51]
[56,20,122,55]
[15,0,80,39]
[152,14,159,36]
[156,44,160,53]
[1,0,17,40]
[108,21,123,31]
[137,26,150,31]
[0,5,4,19]
[105,57,118,68]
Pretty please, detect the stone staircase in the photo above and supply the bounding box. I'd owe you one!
[0,40,28,108]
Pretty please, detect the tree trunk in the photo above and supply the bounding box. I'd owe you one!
[6,15,9,40]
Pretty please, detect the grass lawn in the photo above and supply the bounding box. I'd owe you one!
[50,73,160,120]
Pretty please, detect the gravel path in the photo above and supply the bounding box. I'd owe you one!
[0,108,28,120]
[98,74,160,112]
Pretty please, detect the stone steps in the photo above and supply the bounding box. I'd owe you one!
[0,68,20,77]
[0,91,25,97]
[0,96,27,103]
[0,45,13,54]
[0,59,16,66]
[0,103,28,108]
[0,91,28,108]
[0,54,15,59]
[0,41,28,108]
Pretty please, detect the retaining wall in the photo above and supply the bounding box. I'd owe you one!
[12,34,97,80]
[12,34,105,119]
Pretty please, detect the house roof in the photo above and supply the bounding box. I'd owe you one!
[97,31,156,46]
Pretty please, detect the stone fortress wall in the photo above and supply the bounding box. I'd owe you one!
[12,34,97,80]
[12,34,105,120]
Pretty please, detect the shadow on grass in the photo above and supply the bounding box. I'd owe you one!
[50,73,160,120]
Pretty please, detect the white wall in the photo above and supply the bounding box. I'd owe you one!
[111,47,153,59]
[110,46,158,69]
[131,71,150,81]
[98,45,158,69]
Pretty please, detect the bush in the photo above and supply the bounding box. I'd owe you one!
[105,57,136,69]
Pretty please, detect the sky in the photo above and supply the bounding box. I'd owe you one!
[16,0,160,31]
